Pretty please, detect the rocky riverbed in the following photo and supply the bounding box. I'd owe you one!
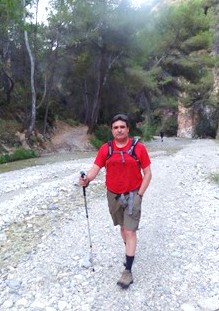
[0,138,219,311]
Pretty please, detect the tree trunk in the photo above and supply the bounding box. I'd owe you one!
[23,0,36,139]
[43,100,49,136]
[87,52,123,134]
[82,79,90,125]
[1,68,14,105]
[87,56,102,134]
[211,6,219,139]
[42,28,60,136]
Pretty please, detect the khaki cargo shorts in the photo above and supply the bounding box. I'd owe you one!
[107,190,142,231]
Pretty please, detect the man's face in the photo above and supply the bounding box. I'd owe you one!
[111,120,129,140]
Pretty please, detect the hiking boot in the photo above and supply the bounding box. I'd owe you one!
[117,270,133,289]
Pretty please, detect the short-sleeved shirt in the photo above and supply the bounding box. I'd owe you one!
[94,138,151,194]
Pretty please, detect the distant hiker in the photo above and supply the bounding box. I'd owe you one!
[160,129,164,142]
[79,113,152,289]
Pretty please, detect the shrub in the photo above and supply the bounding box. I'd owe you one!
[94,125,112,142]
[162,116,178,136]
[195,116,217,138]
[140,122,156,141]
[0,148,37,164]
[129,127,143,138]
[90,135,103,149]
[90,125,112,149]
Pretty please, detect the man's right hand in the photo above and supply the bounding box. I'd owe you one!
[79,175,89,187]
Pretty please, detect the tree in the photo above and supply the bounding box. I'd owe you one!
[47,0,147,133]
[23,0,37,138]
[0,0,22,106]
[128,0,217,136]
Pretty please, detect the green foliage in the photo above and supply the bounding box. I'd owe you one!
[162,116,178,137]
[155,96,178,108]
[147,106,178,138]
[195,114,217,138]
[129,127,143,138]
[182,70,214,107]
[181,31,213,53]
[127,66,162,93]
[90,136,103,150]
[122,0,216,141]
[141,123,156,141]
[0,148,37,164]
[36,106,56,124]
[0,0,23,24]
[90,124,112,149]
[0,0,218,141]
[94,124,112,142]
[158,0,210,41]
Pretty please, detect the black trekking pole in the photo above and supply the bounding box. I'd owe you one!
[80,171,95,272]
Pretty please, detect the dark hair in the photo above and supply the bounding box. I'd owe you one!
[110,114,129,128]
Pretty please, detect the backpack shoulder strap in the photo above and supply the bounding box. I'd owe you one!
[107,137,140,160]
[107,139,113,159]
[128,136,139,157]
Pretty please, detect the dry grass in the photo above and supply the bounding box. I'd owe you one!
[0,119,22,152]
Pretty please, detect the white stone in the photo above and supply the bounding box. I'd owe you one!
[0,232,7,241]
[30,300,46,309]
[45,307,57,311]
[57,300,68,311]
[16,298,28,306]
[180,303,196,311]
[198,295,219,310]
[2,300,14,308]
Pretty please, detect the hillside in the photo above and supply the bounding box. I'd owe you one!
[41,121,95,154]
[0,120,95,156]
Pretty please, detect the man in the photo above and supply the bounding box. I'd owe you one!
[79,113,152,289]
[160,129,164,142]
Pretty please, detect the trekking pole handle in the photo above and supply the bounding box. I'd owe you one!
[80,171,86,178]
[80,171,86,196]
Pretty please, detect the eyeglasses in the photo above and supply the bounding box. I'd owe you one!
[111,114,129,127]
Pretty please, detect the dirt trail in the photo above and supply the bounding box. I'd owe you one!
[43,121,95,153]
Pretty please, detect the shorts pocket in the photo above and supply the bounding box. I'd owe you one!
[132,194,141,220]
[107,191,120,215]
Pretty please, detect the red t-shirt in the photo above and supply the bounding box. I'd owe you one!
[94,138,151,194]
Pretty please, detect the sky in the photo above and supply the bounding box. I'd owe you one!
[37,0,49,23]
[132,0,151,6]
[37,0,151,22]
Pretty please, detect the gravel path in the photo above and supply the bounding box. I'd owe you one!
[0,138,219,311]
